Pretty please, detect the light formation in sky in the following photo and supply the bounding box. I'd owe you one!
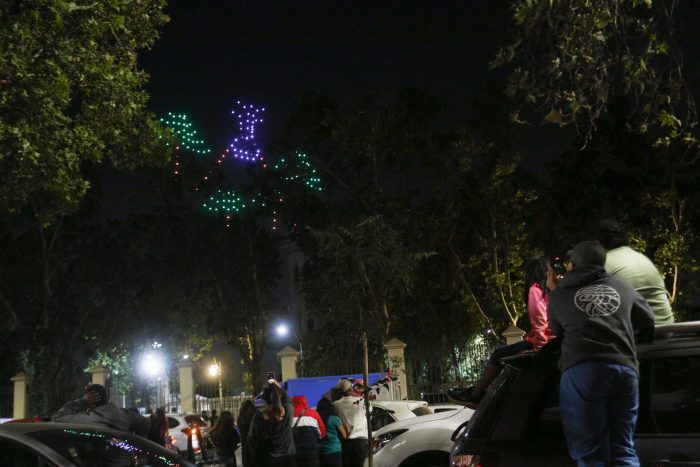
[161,103,322,230]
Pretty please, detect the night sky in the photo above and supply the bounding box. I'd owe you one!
[140,1,511,151]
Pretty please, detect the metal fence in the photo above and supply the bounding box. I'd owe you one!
[405,336,496,402]
[0,384,12,419]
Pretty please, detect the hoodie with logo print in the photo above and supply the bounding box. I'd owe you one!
[547,265,655,374]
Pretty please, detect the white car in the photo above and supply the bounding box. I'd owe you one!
[166,413,209,453]
[370,400,431,431]
[368,406,474,467]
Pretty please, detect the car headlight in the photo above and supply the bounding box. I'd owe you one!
[372,429,408,454]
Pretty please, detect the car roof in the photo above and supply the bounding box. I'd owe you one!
[0,422,127,435]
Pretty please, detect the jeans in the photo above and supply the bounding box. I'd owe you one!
[560,360,640,467]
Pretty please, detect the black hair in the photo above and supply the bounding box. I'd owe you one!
[237,399,257,440]
[593,219,629,249]
[210,411,237,448]
[261,385,285,422]
[316,397,333,424]
[523,256,551,305]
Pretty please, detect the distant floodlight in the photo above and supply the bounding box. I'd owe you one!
[275,323,290,337]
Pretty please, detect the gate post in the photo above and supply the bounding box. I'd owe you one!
[177,359,195,414]
[89,365,110,387]
[277,346,300,382]
[384,338,407,400]
[11,372,30,419]
[502,325,525,345]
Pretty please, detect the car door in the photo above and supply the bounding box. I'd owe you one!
[636,346,700,466]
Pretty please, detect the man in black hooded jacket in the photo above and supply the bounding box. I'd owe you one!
[547,241,655,467]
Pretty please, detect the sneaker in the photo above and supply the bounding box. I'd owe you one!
[446,385,480,408]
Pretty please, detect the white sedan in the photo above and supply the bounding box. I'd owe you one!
[370,400,432,431]
[368,406,474,467]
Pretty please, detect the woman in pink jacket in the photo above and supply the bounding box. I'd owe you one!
[447,256,557,407]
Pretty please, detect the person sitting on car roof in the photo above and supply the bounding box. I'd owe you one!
[447,256,557,406]
[52,383,150,437]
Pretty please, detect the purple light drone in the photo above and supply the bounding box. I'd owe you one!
[229,101,265,162]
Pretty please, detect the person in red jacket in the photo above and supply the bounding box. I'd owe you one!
[291,395,326,467]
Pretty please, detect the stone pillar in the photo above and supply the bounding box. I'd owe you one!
[177,359,195,414]
[90,365,110,387]
[11,372,30,419]
[502,325,526,345]
[384,338,407,400]
[277,346,300,382]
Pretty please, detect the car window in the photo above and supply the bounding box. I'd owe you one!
[167,417,180,429]
[28,428,192,467]
[184,415,207,427]
[0,439,54,467]
[649,354,700,434]
[371,407,396,432]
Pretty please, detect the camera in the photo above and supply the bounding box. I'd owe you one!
[267,371,275,383]
[551,255,568,278]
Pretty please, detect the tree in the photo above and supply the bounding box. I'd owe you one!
[0,0,172,224]
[493,0,696,147]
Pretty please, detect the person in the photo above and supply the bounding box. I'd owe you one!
[147,407,169,447]
[210,408,219,427]
[548,240,655,466]
[331,379,369,467]
[53,384,150,436]
[210,410,241,467]
[447,256,557,406]
[290,395,325,467]
[594,218,674,324]
[316,398,347,467]
[244,382,296,467]
[237,399,257,462]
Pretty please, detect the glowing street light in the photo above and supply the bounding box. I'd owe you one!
[209,358,224,412]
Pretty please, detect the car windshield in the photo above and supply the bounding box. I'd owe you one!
[28,427,195,467]
[184,415,207,426]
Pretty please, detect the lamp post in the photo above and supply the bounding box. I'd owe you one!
[208,359,224,412]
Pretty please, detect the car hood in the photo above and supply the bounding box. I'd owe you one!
[374,406,474,435]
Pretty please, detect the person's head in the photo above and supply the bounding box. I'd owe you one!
[316,397,333,424]
[261,384,285,422]
[336,378,353,396]
[567,241,607,269]
[593,219,629,249]
[213,411,234,430]
[523,256,551,304]
[84,384,108,407]
[329,387,344,402]
[237,399,257,432]
[211,409,217,416]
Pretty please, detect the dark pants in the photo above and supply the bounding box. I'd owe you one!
[265,455,297,467]
[488,340,533,367]
[295,455,320,467]
[320,452,342,467]
[560,361,640,467]
[341,438,368,467]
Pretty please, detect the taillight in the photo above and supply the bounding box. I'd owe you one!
[451,452,500,467]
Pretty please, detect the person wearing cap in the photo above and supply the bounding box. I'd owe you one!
[548,240,655,467]
[594,218,674,324]
[331,378,369,467]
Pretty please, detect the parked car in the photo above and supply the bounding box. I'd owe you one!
[370,400,432,431]
[167,413,209,453]
[369,406,475,467]
[0,422,198,466]
[450,321,700,466]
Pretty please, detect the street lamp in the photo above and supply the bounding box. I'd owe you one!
[208,358,224,412]
[275,323,303,376]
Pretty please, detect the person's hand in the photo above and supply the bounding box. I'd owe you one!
[83,390,102,408]
[546,268,559,291]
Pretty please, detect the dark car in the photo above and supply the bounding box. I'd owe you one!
[0,422,199,467]
[450,321,700,467]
